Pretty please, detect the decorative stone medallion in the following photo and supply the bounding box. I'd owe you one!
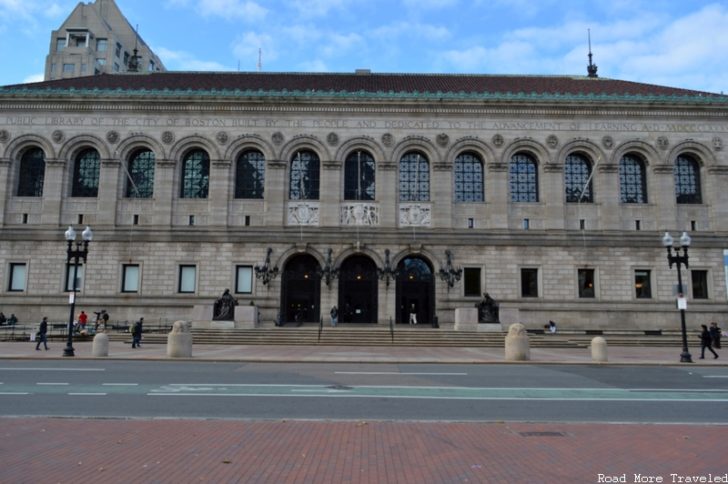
[106,130,120,144]
[713,137,723,151]
[436,133,450,148]
[272,132,285,146]
[161,131,175,145]
[216,131,229,145]
[546,134,559,149]
[0,130,11,144]
[492,134,504,148]
[381,133,394,147]
[601,135,614,150]
[657,136,669,150]
[51,130,65,144]
[326,132,339,146]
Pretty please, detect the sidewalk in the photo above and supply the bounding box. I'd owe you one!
[1,339,724,365]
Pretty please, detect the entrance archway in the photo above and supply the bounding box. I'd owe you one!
[395,256,435,325]
[338,255,378,324]
[281,254,321,324]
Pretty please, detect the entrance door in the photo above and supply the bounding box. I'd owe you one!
[281,254,321,324]
[395,256,434,325]
[338,255,378,324]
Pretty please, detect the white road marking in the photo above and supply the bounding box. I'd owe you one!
[68,393,107,396]
[335,371,468,376]
[703,375,728,378]
[0,368,105,372]
[36,383,70,386]
[0,392,29,395]
[102,383,138,386]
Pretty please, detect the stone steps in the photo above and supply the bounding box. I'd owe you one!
[107,326,687,348]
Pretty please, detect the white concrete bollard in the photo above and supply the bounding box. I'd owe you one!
[591,336,608,362]
[92,332,109,357]
[167,320,193,358]
[505,323,530,361]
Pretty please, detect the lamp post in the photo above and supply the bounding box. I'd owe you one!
[63,225,93,357]
[662,231,692,363]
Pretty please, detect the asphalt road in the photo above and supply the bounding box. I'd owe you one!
[1,360,727,423]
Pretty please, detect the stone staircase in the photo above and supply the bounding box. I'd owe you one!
[106,325,687,348]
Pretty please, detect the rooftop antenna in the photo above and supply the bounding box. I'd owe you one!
[257,48,262,72]
[128,24,141,72]
[587,29,598,78]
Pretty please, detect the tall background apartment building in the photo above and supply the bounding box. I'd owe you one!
[44,0,165,80]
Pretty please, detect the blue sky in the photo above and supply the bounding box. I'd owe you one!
[1,0,727,93]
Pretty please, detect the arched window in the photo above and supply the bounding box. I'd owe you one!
[126,149,155,198]
[235,150,265,199]
[564,153,593,203]
[509,153,538,202]
[72,148,100,197]
[17,147,45,197]
[674,154,702,204]
[399,151,430,202]
[619,154,647,203]
[344,150,375,201]
[454,152,484,202]
[289,150,320,200]
[181,149,209,199]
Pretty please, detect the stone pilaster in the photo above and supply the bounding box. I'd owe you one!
[378,161,397,228]
[432,162,452,229]
[265,160,286,226]
[319,160,341,227]
[209,159,231,226]
[97,159,120,227]
[152,159,175,226]
[652,163,676,230]
[0,158,10,226]
[41,159,65,226]
[596,163,619,230]
[542,163,564,230]
[487,161,508,228]
[707,166,728,231]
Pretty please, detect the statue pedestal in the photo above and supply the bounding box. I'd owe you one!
[192,305,259,329]
[499,307,520,325]
[454,308,478,331]
[234,306,259,329]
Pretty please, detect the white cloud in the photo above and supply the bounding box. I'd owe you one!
[288,0,349,18]
[155,47,232,71]
[23,73,44,83]
[232,32,278,69]
[402,0,458,8]
[165,0,267,21]
[373,21,450,42]
[298,59,329,72]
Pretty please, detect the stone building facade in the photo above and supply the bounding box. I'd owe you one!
[1,72,727,329]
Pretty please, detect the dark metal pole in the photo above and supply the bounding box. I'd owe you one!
[675,252,692,363]
[63,241,77,357]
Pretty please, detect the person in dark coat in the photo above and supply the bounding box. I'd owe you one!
[35,317,49,351]
[131,317,143,348]
[709,322,722,349]
[700,324,718,359]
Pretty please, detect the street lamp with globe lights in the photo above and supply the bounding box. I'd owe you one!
[661,231,692,363]
[63,225,93,357]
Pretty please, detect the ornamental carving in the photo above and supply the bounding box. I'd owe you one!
[161,131,175,145]
[0,130,8,144]
[436,133,450,147]
[272,132,285,146]
[713,137,723,151]
[381,133,394,147]
[657,136,669,150]
[492,134,504,148]
[287,202,320,226]
[106,130,120,144]
[602,135,614,150]
[399,203,432,227]
[326,132,339,146]
[341,203,380,226]
[216,131,229,145]
[546,134,559,149]
[52,130,65,144]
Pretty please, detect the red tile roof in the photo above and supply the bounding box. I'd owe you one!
[1,71,720,98]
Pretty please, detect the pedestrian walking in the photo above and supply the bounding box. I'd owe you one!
[330,306,338,327]
[7,313,17,326]
[131,317,143,348]
[35,317,49,351]
[409,303,418,325]
[709,322,722,349]
[700,324,719,359]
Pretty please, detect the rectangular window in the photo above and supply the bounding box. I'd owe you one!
[634,269,652,299]
[56,38,66,52]
[122,264,140,293]
[236,266,253,294]
[113,62,120,72]
[578,269,595,298]
[81,64,87,73]
[96,58,106,66]
[123,51,130,65]
[63,63,75,74]
[463,268,481,297]
[178,265,196,293]
[148,60,155,72]
[96,38,108,52]
[8,263,27,292]
[115,42,122,57]
[691,270,709,299]
[65,264,85,292]
[521,268,539,298]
